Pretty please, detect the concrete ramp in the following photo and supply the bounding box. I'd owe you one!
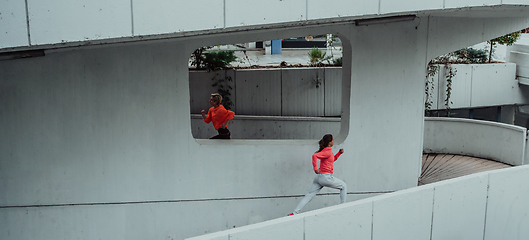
[187,165,529,240]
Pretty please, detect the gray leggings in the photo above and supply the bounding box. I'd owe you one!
[294,173,347,214]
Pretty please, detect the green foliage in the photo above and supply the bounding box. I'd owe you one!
[190,47,238,109]
[426,46,491,115]
[308,47,332,66]
[427,46,492,115]
[203,50,238,71]
[425,62,456,116]
[426,49,468,116]
[332,57,343,66]
[190,48,238,71]
[487,31,521,62]
[425,64,439,116]
[211,73,234,110]
[488,31,521,46]
[453,48,488,64]
[444,65,456,116]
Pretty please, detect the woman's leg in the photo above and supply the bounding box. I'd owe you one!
[319,174,347,203]
[294,176,323,214]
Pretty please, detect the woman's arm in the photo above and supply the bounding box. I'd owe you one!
[202,109,212,123]
[312,150,333,173]
[220,109,234,128]
[221,120,229,128]
[334,149,344,161]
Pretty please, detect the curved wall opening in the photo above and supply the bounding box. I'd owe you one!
[188,35,348,140]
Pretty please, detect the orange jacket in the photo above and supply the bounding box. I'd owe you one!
[203,105,235,130]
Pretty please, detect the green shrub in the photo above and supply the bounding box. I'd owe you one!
[332,57,342,66]
[203,50,238,71]
[453,48,488,63]
[308,47,331,66]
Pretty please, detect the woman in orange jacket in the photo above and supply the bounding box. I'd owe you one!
[201,93,235,139]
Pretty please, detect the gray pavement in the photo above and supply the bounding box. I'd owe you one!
[232,48,343,67]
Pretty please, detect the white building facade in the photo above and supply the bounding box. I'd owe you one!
[2,1,529,239]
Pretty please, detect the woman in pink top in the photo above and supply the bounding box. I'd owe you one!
[289,134,347,215]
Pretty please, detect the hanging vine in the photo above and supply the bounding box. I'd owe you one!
[425,32,521,117]
[444,63,456,116]
[425,64,439,116]
[425,52,457,117]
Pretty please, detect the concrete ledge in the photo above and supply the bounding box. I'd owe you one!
[429,63,525,110]
[191,114,342,140]
[191,114,341,122]
[424,117,527,165]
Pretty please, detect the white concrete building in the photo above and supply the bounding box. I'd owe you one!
[2,1,529,239]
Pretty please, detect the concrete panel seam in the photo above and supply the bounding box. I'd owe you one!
[281,68,283,115]
[24,0,31,45]
[232,69,236,113]
[429,187,436,240]
[223,0,226,28]
[470,65,474,107]
[425,15,430,67]
[522,129,528,165]
[305,0,308,20]
[323,68,326,114]
[436,65,441,109]
[482,174,491,240]
[130,0,134,36]
[303,217,306,240]
[370,201,374,240]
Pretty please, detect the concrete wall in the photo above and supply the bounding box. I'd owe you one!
[3,2,529,51]
[428,63,529,110]
[2,10,529,240]
[190,68,342,117]
[0,19,426,239]
[424,117,527,165]
[192,63,528,117]
[187,165,529,240]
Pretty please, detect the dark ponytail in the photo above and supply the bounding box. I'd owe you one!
[317,134,333,153]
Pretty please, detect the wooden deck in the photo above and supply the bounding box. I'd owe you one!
[418,153,512,185]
